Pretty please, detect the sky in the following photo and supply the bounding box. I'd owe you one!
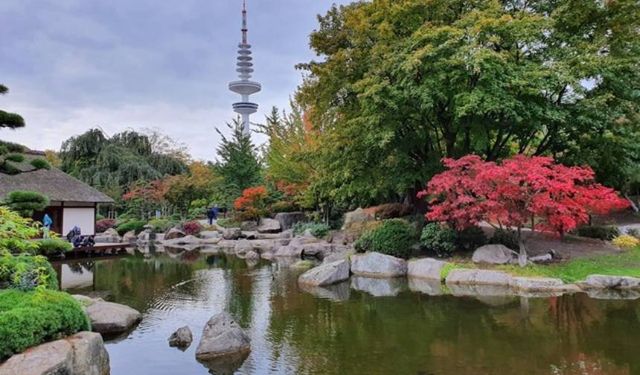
[0,0,350,161]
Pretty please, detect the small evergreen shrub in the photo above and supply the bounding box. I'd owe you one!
[183,220,203,235]
[5,153,24,162]
[490,229,519,250]
[115,220,146,236]
[293,222,331,238]
[95,219,116,233]
[612,235,640,250]
[0,253,58,290]
[575,225,620,241]
[455,226,487,252]
[354,219,417,259]
[0,289,90,359]
[5,190,50,217]
[147,218,175,233]
[29,158,51,170]
[420,223,457,258]
[36,238,72,255]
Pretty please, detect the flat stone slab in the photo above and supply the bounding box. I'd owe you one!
[0,332,109,375]
[298,259,350,287]
[407,258,448,280]
[510,277,565,291]
[445,269,513,286]
[74,296,142,335]
[350,252,407,278]
[582,275,640,290]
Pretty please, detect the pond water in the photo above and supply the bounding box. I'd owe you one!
[55,252,640,375]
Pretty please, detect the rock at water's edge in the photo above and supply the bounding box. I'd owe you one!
[471,244,517,265]
[195,312,251,361]
[298,259,350,286]
[76,297,142,335]
[257,218,282,234]
[407,258,448,280]
[350,252,407,278]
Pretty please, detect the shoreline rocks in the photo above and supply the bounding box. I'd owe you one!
[298,259,350,286]
[351,252,407,278]
[0,332,110,375]
[74,296,142,335]
[195,313,251,362]
[407,258,448,280]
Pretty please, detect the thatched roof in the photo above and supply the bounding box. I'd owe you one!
[0,153,114,204]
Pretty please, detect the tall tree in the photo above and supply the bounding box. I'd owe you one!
[214,119,262,206]
[297,0,640,206]
[0,84,25,130]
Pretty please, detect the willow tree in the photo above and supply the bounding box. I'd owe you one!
[59,129,188,199]
[297,0,640,207]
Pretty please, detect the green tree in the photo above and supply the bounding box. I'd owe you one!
[214,119,262,205]
[297,0,640,207]
[0,85,25,130]
[4,191,49,218]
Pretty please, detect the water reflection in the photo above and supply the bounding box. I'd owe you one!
[55,252,640,375]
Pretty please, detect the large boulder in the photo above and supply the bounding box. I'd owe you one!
[0,332,109,375]
[257,218,281,234]
[472,244,517,265]
[407,258,449,281]
[350,252,407,278]
[582,275,640,290]
[274,234,321,257]
[301,242,334,258]
[274,212,306,231]
[195,312,251,361]
[122,230,137,244]
[94,228,121,244]
[76,296,142,335]
[168,326,193,349]
[445,269,513,286]
[298,259,350,287]
[240,221,258,232]
[222,228,242,240]
[163,235,202,246]
[165,227,186,240]
[234,240,254,258]
[199,231,221,240]
[342,208,375,231]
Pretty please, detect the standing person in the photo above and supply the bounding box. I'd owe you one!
[212,204,219,221]
[207,207,215,225]
[42,213,53,239]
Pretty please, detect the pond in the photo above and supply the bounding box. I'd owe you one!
[55,251,640,375]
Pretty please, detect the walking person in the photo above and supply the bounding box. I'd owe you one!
[207,206,216,225]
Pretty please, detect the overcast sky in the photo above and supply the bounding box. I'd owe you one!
[0,0,349,161]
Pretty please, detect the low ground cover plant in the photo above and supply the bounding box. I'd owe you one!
[293,222,330,238]
[0,289,90,359]
[35,238,73,255]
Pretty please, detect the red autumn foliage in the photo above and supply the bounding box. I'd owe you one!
[122,179,169,203]
[419,155,629,238]
[234,186,268,221]
[182,220,203,235]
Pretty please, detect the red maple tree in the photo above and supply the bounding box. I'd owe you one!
[419,155,629,264]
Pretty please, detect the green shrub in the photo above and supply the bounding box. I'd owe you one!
[420,223,457,258]
[35,238,72,255]
[5,153,24,162]
[490,228,519,250]
[29,158,51,170]
[216,218,241,228]
[116,220,146,236]
[293,222,331,238]
[147,218,175,233]
[575,225,620,241]
[456,226,487,252]
[4,191,50,217]
[0,207,41,253]
[0,289,90,359]
[0,253,58,290]
[354,219,417,259]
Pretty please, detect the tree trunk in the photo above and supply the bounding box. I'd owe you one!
[626,194,639,213]
[517,226,528,267]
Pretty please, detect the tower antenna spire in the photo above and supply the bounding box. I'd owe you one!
[229,0,261,135]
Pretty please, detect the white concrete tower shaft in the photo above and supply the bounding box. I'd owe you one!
[229,0,261,135]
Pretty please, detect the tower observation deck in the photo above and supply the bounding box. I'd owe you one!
[228,0,261,135]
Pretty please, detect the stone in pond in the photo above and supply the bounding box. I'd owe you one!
[75,296,142,335]
[298,259,350,287]
[168,326,193,349]
[195,312,251,361]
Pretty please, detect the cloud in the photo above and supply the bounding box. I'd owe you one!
[0,0,351,160]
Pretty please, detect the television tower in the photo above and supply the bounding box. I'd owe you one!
[228,0,261,135]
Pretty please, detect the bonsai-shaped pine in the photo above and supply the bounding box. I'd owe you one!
[4,191,50,218]
[0,85,25,130]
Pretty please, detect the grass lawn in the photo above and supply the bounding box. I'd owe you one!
[444,246,640,283]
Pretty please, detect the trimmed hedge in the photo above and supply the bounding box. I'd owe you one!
[293,222,331,238]
[0,289,90,359]
[0,253,58,290]
[355,219,417,259]
[116,220,146,236]
[30,158,51,170]
[4,190,50,218]
[420,223,457,258]
[147,218,175,233]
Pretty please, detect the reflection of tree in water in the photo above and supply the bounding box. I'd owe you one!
[224,256,256,327]
[265,279,640,375]
[92,254,207,311]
